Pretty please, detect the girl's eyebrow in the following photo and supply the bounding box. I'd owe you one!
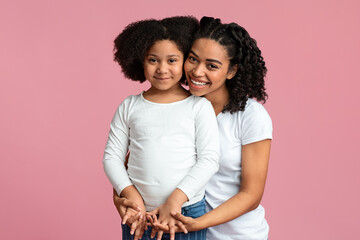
[147,53,181,57]
[189,50,222,65]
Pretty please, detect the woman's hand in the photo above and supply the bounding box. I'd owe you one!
[170,212,199,232]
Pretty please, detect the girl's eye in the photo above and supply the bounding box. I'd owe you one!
[148,58,157,63]
[168,59,177,63]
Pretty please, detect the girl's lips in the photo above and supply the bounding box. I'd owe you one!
[154,77,170,80]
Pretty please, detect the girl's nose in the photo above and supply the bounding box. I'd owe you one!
[156,62,168,74]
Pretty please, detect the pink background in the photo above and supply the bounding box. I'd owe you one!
[1,0,359,239]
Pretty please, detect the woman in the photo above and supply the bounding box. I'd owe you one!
[114,16,272,240]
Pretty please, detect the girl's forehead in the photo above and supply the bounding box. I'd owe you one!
[147,40,183,56]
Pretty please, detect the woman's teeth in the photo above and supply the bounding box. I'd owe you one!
[191,79,209,86]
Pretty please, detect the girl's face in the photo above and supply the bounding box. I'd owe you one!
[144,40,184,92]
[184,38,236,99]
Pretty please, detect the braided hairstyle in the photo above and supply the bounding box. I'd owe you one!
[113,16,199,83]
[195,17,268,112]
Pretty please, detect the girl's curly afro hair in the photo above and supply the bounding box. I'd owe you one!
[195,17,268,113]
[113,16,199,83]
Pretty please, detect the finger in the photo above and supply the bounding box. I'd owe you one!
[122,211,132,225]
[121,198,141,211]
[119,206,127,217]
[154,222,169,231]
[130,220,138,235]
[134,221,144,240]
[176,221,188,234]
[157,230,163,240]
[146,214,155,227]
[169,224,176,240]
[122,215,128,225]
[150,213,159,227]
[171,212,188,223]
[128,212,142,224]
[147,207,160,216]
[154,221,169,231]
[123,209,140,224]
[150,226,157,239]
[139,217,146,238]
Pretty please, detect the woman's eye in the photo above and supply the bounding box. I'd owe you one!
[208,64,218,69]
[188,56,197,62]
[168,59,177,63]
[149,58,157,63]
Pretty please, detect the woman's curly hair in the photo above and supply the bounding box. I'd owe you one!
[195,17,268,112]
[113,16,199,83]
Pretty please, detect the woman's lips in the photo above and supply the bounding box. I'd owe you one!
[189,78,210,86]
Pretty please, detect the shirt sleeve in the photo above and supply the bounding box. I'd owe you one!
[240,101,273,145]
[103,100,133,196]
[177,98,220,200]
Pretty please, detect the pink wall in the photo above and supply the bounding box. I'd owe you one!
[1,0,359,239]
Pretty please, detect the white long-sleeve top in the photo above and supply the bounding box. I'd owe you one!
[103,93,220,211]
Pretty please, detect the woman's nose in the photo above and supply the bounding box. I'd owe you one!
[192,64,204,77]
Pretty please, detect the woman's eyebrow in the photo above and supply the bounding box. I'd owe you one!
[189,50,222,65]
[189,50,199,57]
[206,59,222,65]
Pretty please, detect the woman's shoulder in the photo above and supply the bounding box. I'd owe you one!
[244,98,266,112]
[240,98,271,119]
[225,98,271,126]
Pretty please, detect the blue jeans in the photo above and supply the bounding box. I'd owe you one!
[122,198,207,240]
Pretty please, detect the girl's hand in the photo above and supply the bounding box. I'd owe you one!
[130,214,147,240]
[113,189,141,223]
[146,204,188,240]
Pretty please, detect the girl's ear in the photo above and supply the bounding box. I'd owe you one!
[226,64,238,80]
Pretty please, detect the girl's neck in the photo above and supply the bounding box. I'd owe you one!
[204,86,229,116]
[143,85,190,103]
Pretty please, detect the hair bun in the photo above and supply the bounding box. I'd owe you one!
[200,16,221,28]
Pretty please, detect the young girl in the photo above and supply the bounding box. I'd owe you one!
[103,16,220,240]
[122,16,272,240]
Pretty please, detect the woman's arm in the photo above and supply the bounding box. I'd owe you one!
[172,139,271,231]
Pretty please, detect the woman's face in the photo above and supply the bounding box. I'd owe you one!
[184,38,236,98]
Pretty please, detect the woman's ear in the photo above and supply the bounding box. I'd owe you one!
[226,64,238,80]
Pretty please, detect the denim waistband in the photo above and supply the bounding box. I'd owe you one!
[181,197,205,211]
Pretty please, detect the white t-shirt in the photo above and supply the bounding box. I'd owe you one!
[103,93,220,211]
[205,99,273,240]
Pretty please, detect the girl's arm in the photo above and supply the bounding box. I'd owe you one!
[103,102,133,195]
[104,99,147,239]
[171,139,271,231]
